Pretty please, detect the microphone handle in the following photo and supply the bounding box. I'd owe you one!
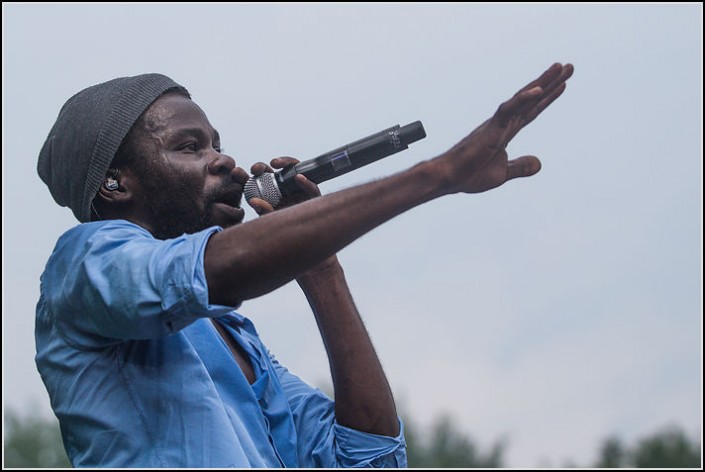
[275,122,425,197]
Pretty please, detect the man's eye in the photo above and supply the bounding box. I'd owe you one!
[179,142,198,152]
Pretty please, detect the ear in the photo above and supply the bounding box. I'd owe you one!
[95,168,138,205]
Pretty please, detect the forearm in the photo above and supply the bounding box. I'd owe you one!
[297,259,399,437]
[205,159,445,305]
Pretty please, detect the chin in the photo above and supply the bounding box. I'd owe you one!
[150,217,209,240]
[210,202,246,227]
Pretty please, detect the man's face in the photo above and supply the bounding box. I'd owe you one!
[128,94,249,239]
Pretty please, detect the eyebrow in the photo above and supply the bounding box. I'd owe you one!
[168,127,221,144]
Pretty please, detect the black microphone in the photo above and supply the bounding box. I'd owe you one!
[244,121,426,207]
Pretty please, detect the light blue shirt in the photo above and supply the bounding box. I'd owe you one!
[35,220,406,468]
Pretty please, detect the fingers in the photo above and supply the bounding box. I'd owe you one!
[506,155,542,181]
[517,62,563,96]
[294,174,321,199]
[495,86,543,122]
[525,82,567,124]
[542,63,574,98]
[247,160,320,216]
[495,63,574,126]
[250,161,273,176]
[270,156,300,170]
[249,176,320,215]
[494,63,562,119]
[510,64,573,137]
[531,63,573,116]
[250,156,300,176]
[247,197,275,215]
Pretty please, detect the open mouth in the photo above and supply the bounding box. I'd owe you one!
[217,191,243,209]
[212,187,245,222]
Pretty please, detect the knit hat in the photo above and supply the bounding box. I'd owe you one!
[38,73,190,222]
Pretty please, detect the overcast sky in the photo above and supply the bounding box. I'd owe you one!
[3,3,702,467]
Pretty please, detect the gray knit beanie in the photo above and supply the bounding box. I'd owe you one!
[38,73,190,222]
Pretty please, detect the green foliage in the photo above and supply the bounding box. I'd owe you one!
[406,414,505,468]
[594,425,701,468]
[4,410,71,468]
[594,436,627,468]
[4,406,700,469]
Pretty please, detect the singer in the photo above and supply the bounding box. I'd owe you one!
[35,63,574,468]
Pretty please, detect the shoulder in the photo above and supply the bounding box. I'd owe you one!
[46,220,224,277]
[45,220,153,271]
[57,220,152,246]
[47,221,225,275]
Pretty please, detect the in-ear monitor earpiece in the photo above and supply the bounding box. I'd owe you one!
[104,178,119,191]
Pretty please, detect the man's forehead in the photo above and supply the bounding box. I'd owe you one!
[143,94,211,135]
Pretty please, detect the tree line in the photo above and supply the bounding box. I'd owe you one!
[3,409,701,468]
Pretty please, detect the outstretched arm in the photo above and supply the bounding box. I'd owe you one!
[205,63,574,306]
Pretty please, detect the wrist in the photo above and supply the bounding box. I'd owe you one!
[412,158,455,199]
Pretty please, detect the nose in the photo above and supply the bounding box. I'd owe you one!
[207,152,236,176]
[208,151,249,185]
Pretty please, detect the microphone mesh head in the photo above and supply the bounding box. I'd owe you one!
[243,174,282,207]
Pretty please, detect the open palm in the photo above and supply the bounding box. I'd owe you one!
[441,63,574,194]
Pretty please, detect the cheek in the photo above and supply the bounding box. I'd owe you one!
[162,158,206,191]
[137,149,208,200]
[143,167,205,208]
[172,179,207,209]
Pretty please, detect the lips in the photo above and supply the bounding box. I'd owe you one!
[212,185,245,222]
[215,188,243,209]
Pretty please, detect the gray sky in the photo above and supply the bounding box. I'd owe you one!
[3,3,702,467]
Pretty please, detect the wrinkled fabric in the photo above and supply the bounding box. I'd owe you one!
[35,220,406,468]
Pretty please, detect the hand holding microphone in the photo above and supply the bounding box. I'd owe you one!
[244,121,427,208]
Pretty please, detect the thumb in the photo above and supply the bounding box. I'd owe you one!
[506,155,541,181]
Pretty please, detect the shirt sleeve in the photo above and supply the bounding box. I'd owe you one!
[268,352,407,468]
[47,221,234,348]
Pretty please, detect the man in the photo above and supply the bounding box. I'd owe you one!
[35,63,574,467]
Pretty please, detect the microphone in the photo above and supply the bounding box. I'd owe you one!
[244,121,426,207]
